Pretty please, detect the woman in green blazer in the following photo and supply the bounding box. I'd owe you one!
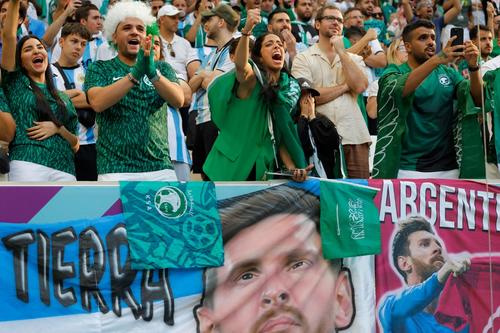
[203,9,312,181]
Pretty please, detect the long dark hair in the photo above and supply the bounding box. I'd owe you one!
[250,32,290,103]
[16,35,67,127]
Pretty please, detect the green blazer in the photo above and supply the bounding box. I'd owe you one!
[203,69,275,181]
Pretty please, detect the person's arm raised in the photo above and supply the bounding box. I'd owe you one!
[401,0,414,22]
[144,36,184,108]
[42,1,76,48]
[347,28,377,55]
[1,0,21,71]
[464,40,483,106]
[235,8,261,98]
[443,0,462,25]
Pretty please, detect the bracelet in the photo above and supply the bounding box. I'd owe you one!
[127,73,139,85]
[149,69,161,83]
[468,65,480,72]
[241,31,252,37]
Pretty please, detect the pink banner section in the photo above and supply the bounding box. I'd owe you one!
[370,179,500,333]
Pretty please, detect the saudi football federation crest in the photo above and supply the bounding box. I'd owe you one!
[154,186,188,219]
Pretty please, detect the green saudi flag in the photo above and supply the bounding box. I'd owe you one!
[320,181,381,259]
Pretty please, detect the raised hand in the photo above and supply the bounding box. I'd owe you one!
[243,8,261,34]
[143,35,157,79]
[463,40,480,67]
[130,48,146,81]
[436,36,465,64]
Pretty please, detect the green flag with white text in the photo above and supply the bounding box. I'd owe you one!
[320,181,381,259]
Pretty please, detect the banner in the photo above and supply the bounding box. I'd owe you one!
[0,181,376,333]
[371,179,500,333]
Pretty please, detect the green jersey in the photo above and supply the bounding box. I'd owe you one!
[396,63,464,172]
[0,88,10,112]
[1,69,78,175]
[183,24,206,48]
[84,57,178,174]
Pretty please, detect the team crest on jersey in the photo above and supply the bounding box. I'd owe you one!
[154,186,188,219]
[77,73,85,86]
[142,76,154,88]
[438,74,451,86]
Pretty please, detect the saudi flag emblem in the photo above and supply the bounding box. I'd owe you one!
[154,186,188,219]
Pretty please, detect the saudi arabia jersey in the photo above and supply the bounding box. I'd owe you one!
[1,69,78,175]
[397,63,464,172]
[84,57,178,174]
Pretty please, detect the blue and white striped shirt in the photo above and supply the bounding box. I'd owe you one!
[193,41,234,125]
[51,63,98,145]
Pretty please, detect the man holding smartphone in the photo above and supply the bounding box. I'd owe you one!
[373,19,484,179]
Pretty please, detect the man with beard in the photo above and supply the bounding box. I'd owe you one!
[188,3,237,179]
[195,185,355,333]
[458,25,493,78]
[292,0,317,46]
[355,0,375,18]
[378,216,471,332]
[84,0,184,180]
[292,5,371,179]
[401,0,461,52]
[373,20,484,179]
[267,8,306,66]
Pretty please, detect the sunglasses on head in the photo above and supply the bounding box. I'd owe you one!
[167,42,176,57]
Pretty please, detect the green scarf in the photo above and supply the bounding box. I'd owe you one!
[484,68,500,166]
[373,64,485,179]
[269,71,307,169]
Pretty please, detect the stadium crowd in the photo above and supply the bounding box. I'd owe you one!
[0,0,499,181]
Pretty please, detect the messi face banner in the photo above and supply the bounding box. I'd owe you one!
[0,182,376,333]
[371,179,500,333]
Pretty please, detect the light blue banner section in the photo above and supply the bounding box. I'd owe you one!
[29,186,121,224]
[0,214,202,322]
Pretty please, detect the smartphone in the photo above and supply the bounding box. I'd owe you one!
[450,27,464,49]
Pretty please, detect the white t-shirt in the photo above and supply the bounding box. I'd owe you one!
[161,34,200,81]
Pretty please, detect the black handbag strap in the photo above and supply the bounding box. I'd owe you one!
[52,62,74,90]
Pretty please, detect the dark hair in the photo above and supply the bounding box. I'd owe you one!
[201,185,342,308]
[469,24,491,41]
[392,216,435,282]
[16,35,68,127]
[316,4,340,21]
[0,0,27,24]
[75,2,99,21]
[218,185,320,243]
[344,26,366,39]
[344,7,363,18]
[402,19,435,43]
[154,35,165,60]
[294,0,310,8]
[60,22,92,40]
[268,7,290,23]
[229,37,254,56]
[250,32,289,103]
